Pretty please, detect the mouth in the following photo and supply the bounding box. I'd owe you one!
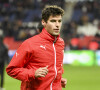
[54,29,59,32]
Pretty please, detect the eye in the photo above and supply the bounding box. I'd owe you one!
[50,20,56,22]
[58,20,62,23]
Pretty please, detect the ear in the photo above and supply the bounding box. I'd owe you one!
[42,20,46,26]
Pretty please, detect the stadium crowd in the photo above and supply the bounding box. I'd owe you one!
[0,0,100,50]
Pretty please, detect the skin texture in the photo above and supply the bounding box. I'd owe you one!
[61,78,67,88]
[35,66,48,78]
[35,15,67,88]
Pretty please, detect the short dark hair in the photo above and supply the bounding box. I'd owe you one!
[42,5,64,22]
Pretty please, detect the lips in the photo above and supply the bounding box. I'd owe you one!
[54,29,59,31]
[54,29,59,30]
[54,29,59,32]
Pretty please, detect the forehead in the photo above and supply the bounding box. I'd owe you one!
[48,15,62,20]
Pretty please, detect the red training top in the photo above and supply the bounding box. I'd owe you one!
[6,28,64,90]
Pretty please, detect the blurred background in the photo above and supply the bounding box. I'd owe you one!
[0,0,100,90]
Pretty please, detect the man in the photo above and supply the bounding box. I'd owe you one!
[36,22,43,33]
[0,34,9,90]
[6,5,67,90]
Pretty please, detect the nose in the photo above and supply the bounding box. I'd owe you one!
[55,21,60,27]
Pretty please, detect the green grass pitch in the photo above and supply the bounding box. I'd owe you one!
[4,65,100,90]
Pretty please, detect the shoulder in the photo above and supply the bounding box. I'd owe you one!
[20,34,41,48]
[57,37,64,47]
[59,37,64,44]
[23,34,39,44]
[60,37,65,46]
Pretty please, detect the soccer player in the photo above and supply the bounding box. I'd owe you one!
[6,5,67,90]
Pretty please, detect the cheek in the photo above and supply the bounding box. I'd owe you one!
[49,23,53,28]
[46,24,53,30]
[48,25,52,29]
[59,23,62,28]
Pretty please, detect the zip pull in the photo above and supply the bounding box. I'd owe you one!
[53,37,57,43]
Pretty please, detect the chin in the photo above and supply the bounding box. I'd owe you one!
[53,34,59,36]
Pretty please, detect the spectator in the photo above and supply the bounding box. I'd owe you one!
[77,15,98,37]
[36,22,44,33]
[0,32,9,90]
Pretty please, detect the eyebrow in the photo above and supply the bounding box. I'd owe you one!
[50,19,62,22]
[50,20,56,22]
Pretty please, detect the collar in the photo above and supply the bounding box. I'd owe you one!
[39,28,60,43]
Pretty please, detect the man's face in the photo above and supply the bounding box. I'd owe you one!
[42,15,62,37]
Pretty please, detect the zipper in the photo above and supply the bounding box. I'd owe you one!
[50,43,57,90]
